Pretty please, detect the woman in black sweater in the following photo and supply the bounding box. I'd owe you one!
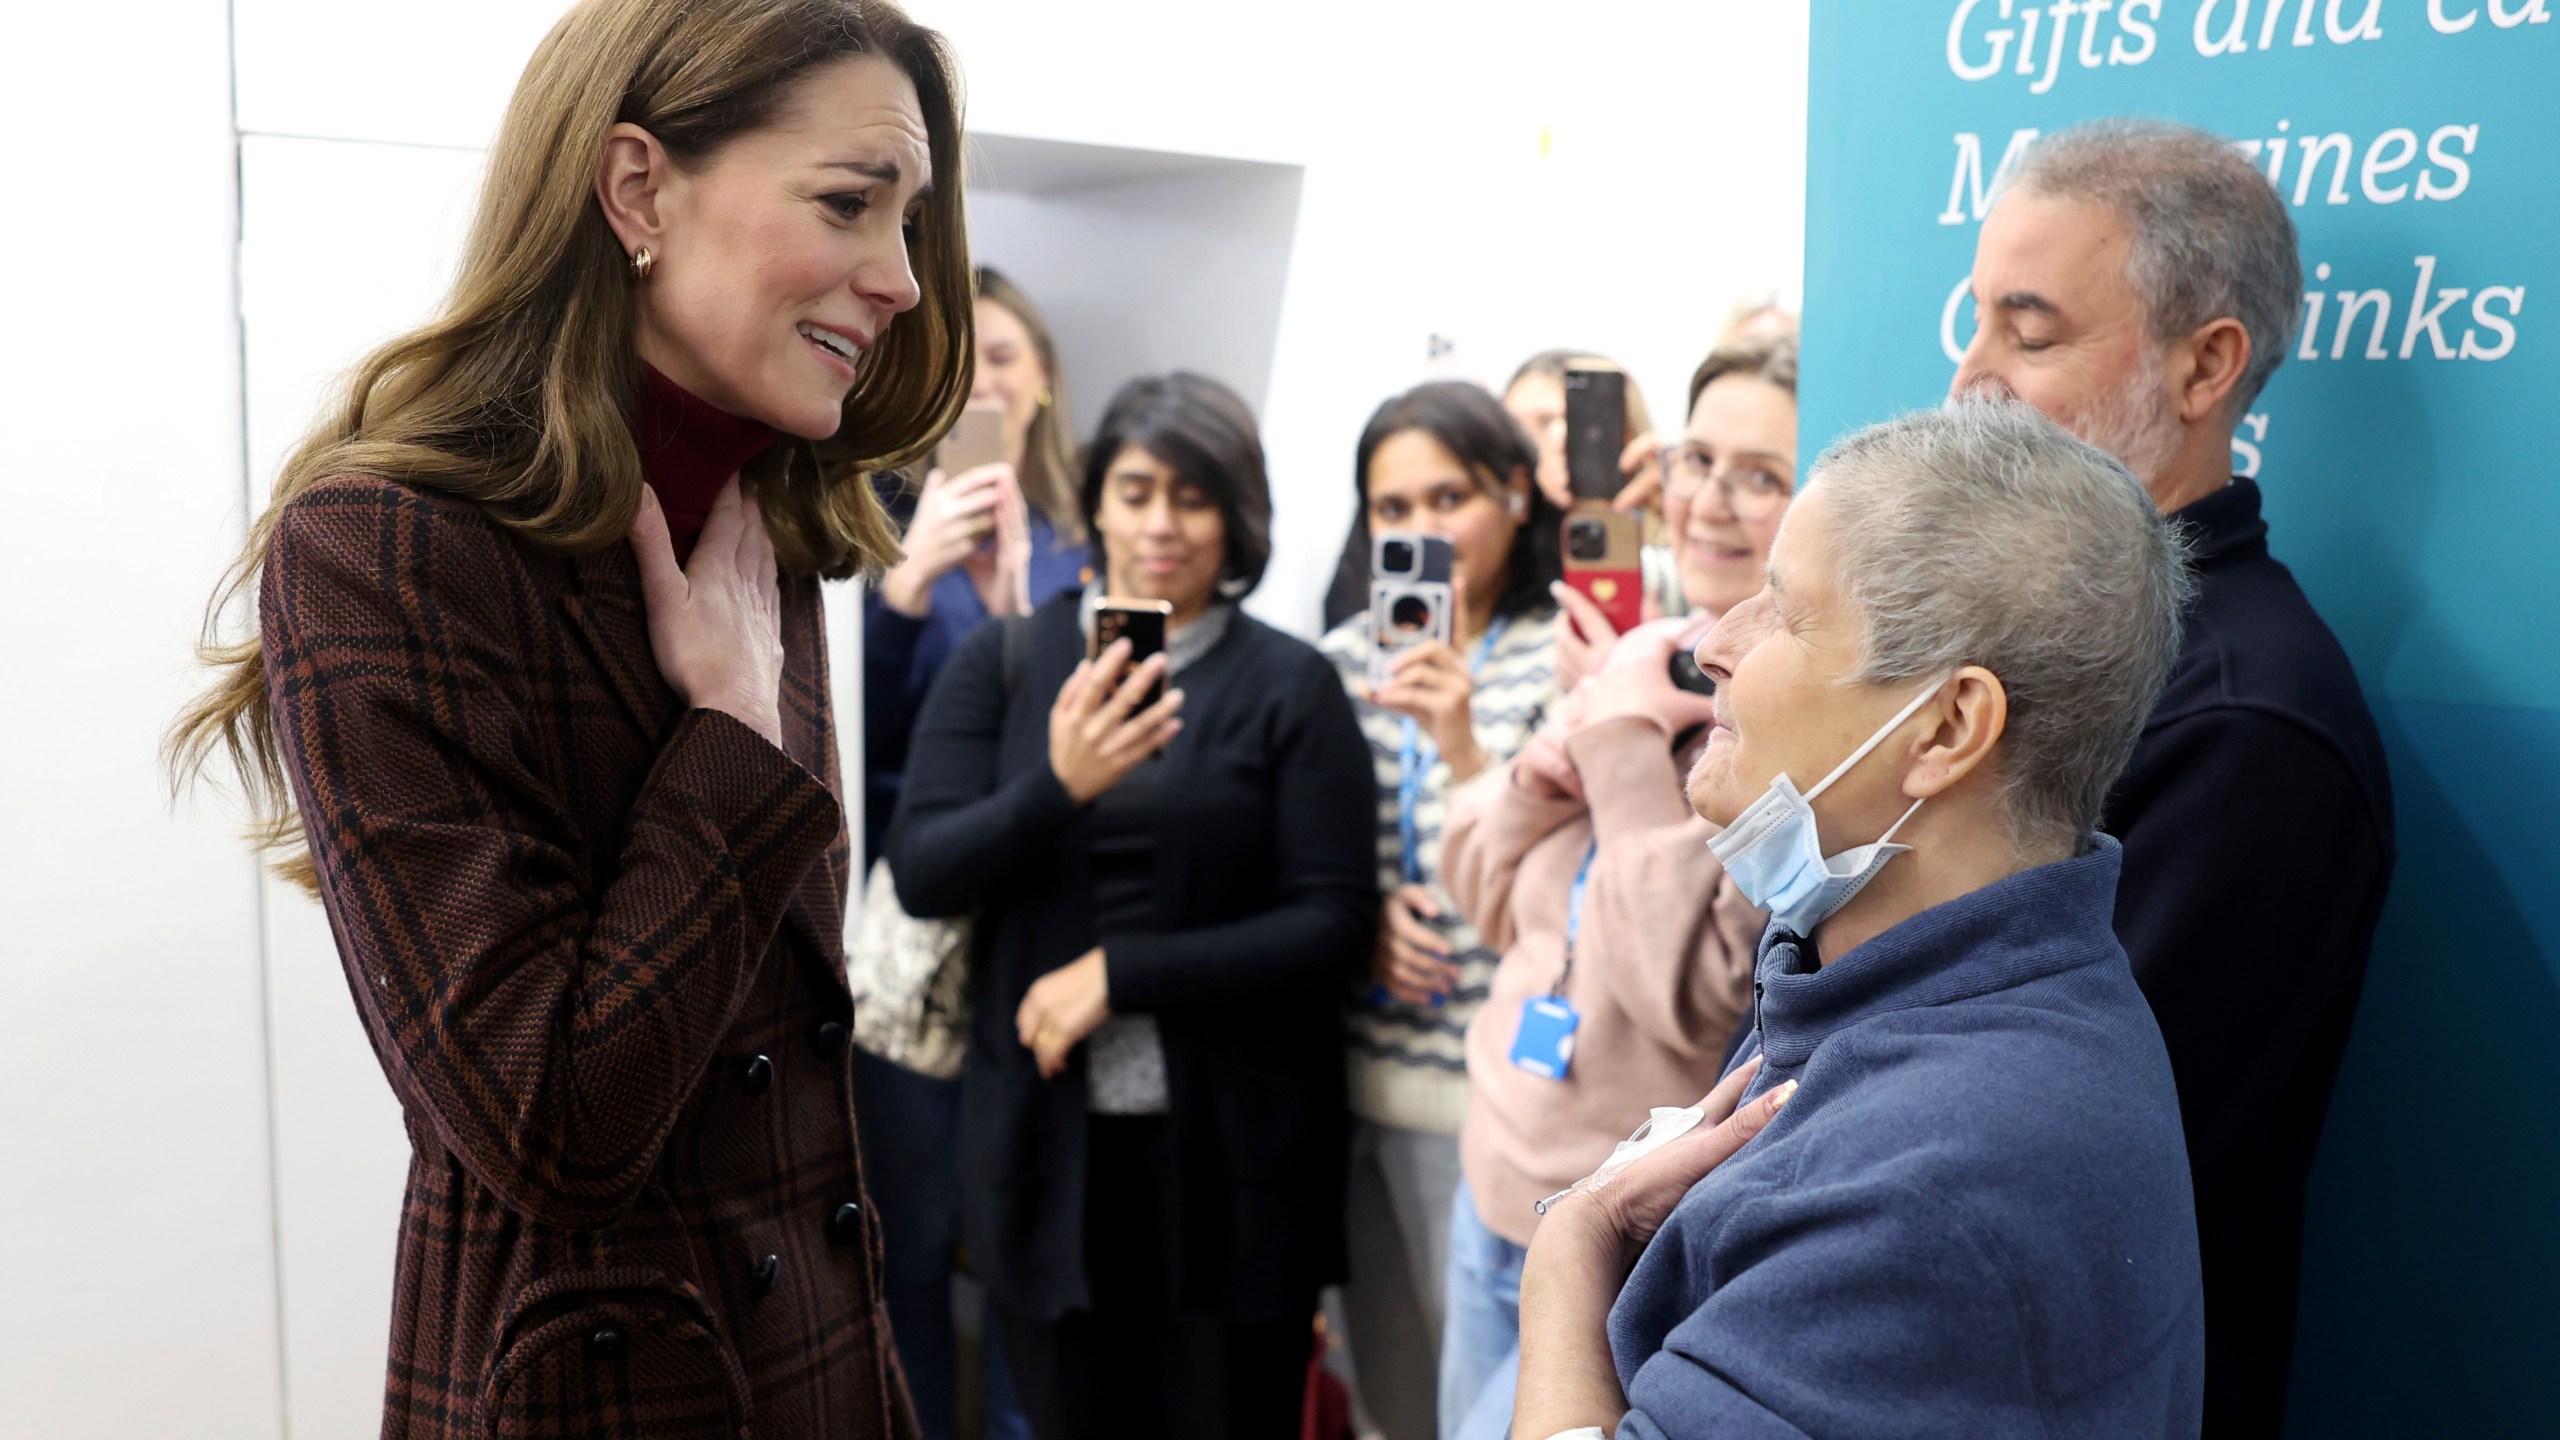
[888,373,1378,1440]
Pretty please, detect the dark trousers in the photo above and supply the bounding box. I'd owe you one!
[853,1049,1032,1440]
[995,1115,1312,1440]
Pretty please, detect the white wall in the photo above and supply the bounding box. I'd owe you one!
[967,138,1305,444]
[237,131,490,1439]
[913,0,1810,631]
[0,3,284,1438]
[0,3,1806,1435]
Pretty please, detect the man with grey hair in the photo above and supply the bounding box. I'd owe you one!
[1510,401,2204,1440]
[1952,118,2395,1437]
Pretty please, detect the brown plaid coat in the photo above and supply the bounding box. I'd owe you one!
[262,474,918,1440]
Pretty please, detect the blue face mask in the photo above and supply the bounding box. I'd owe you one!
[1706,678,1947,937]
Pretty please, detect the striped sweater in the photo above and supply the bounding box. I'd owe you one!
[1319,607,1563,1135]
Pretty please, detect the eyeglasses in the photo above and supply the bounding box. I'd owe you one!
[1663,443,1795,522]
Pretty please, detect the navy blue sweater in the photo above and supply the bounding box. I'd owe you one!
[1608,838,2204,1439]
[2103,477,2393,1437]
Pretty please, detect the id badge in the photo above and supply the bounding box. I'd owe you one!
[1509,996,1581,1080]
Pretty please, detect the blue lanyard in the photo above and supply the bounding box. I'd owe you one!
[1393,616,1510,885]
[1556,841,1599,997]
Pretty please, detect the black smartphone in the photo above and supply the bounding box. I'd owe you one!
[1563,367,1628,501]
[1092,597,1172,709]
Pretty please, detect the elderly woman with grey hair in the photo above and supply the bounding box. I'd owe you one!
[1510,399,2206,1440]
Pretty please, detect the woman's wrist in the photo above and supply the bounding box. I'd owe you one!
[1051,758,1096,806]
[1514,1198,1640,1436]
[1439,724,1489,782]
[877,561,936,618]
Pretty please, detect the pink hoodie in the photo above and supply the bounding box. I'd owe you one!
[1444,715,1764,1247]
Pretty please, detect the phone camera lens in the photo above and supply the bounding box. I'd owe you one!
[1566,519,1607,562]
[1381,539,1415,575]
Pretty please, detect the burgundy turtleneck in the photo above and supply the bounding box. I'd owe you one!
[635,365,780,563]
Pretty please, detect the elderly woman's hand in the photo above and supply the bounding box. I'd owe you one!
[1512,1056,1796,1438]
[1552,1057,1793,1268]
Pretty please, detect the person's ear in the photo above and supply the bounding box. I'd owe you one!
[2168,317,2252,425]
[594,122,678,260]
[1902,666,2007,801]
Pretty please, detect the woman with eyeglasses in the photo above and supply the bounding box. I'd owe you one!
[1435,334,1800,1440]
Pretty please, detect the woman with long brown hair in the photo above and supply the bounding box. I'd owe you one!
[168,1,971,1434]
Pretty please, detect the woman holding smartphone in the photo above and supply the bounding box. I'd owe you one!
[888,373,1376,1440]
[1317,381,1565,1440]
[858,265,1087,1440]
[1435,334,1798,1440]
[169,2,967,1434]
[865,266,1090,862]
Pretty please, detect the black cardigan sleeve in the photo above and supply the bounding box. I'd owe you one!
[1104,643,1379,1014]
[885,614,1080,920]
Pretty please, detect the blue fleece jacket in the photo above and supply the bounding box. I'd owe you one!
[1607,837,2204,1439]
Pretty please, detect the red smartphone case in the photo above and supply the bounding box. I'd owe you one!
[1563,566,1644,635]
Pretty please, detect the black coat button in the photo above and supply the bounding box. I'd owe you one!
[740,1054,774,1096]
[811,1020,849,1060]
[828,1201,862,1244]
[751,1253,780,1298]
[588,1324,625,1361]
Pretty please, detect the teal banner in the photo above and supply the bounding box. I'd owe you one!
[1802,2,2556,1432]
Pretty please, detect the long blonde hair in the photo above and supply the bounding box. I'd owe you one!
[169,0,974,887]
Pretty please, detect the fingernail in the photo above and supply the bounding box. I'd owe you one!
[1771,1080,1799,1109]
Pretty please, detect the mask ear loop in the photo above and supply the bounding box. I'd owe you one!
[1875,795,1927,844]
[1801,675,1953,804]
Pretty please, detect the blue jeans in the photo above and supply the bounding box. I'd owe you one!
[854,1050,1032,1440]
[1439,1177,1529,1440]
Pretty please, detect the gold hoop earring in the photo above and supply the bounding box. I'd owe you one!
[630,247,654,281]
